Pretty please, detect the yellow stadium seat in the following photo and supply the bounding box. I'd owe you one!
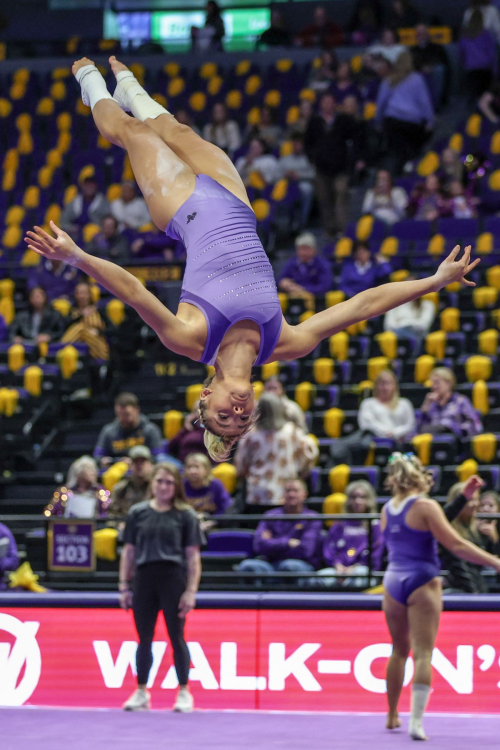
[271,179,288,201]
[473,286,498,308]
[38,166,53,189]
[200,62,217,79]
[17,133,33,155]
[417,151,439,176]
[324,408,344,438]
[2,225,22,249]
[380,237,399,257]
[164,62,180,78]
[465,355,493,382]
[375,332,397,359]
[0,279,14,298]
[390,269,410,283]
[264,90,281,107]
[472,434,497,463]
[421,291,439,309]
[0,98,12,117]
[415,354,435,384]
[23,186,40,209]
[82,224,100,244]
[189,92,206,112]
[472,379,489,414]
[102,461,128,492]
[8,344,25,372]
[63,184,78,206]
[323,493,347,527]
[314,358,334,385]
[478,329,498,356]
[440,307,460,332]
[491,131,500,154]
[5,206,25,226]
[2,170,16,192]
[106,183,122,202]
[276,58,292,72]
[75,99,91,116]
[235,59,251,76]
[334,237,352,259]
[52,298,71,317]
[363,102,377,120]
[212,463,237,494]
[295,382,315,412]
[94,528,118,562]
[97,134,112,150]
[245,75,262,96]
[52,67,71,80]
[56,345,79,379]
[252,198,270,220]
[207,75,223,96]
[106,299,125,326]
[456,459,478,482]
[299,310,314,323]
[0,296,14,325]
[186,383,203,411]
[0,388,19,417]
[367,357,389,381]
[15,113,32,132]
[398,28,416,45]
[489,170,500,190]
[356,215,373,241]
[10,83,26,101]
[325,290,346,307]
[278,292,288,313]
[44,204,61,225]
[247,106,261,125]
[261,362,279,380]
[428,234,445,256]
[163,410,183,440]
[3,148,19,171]
[57,132,71,154]
[36,97,54,116]
[280,141,293,157]
[465,114,481,138]
[24,366,43,397]
[167,77,185,97]
[486,265,500,289]
[253,380,264,400]
[412,433,433,466]
[425,330,446,359]
[329,331,349,361]
[350,55,363,73]
[286,105,299,124]
[299,88,316,102]
[329,464,350,493]
[346,320,367,336]
[50,81,66,101]
[448,133,463,152]
[129,63,145,83]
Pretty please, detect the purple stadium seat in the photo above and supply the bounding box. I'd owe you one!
[392,219,432,240]
[204,531,254,557]
[437,218,478,238]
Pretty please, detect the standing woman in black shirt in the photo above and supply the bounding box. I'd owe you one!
[119,463,203,712]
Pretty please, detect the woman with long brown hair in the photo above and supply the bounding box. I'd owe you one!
[119,463,203,713]
[381,455,499,740]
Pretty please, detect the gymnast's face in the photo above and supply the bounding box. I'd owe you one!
[200,381,255,437]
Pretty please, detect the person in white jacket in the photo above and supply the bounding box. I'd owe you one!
[361,169,408,226]
[384,288,435,343]
[358,369,416,441]
[110,181,151,230]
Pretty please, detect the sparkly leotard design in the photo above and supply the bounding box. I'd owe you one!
[383,495,440,604]
[165,175,283,366]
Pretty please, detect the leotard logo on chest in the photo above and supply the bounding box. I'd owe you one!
[187,212,197,224]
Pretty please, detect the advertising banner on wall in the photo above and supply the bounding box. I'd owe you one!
[1,608,499,712]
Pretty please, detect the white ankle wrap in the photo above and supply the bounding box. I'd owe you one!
[113,70,169,121]
[75,65,114,110]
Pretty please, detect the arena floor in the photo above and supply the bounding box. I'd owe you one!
[2,708,499,749]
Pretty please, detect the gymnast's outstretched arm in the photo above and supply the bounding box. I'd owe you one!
[274,245,480,360]
[25,222,196,356]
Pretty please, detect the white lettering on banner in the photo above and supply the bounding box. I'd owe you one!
[476,644,495,672]
[431,646,473,694]
[353,644,413,694]
[161,642,219,690]
[220,642,266,690]
[0,613,41,706]
[317,660,352,675]
[268,643,322,691]
[93,641,137,688]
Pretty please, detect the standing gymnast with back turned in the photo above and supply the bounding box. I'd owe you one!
[26,56,480,461]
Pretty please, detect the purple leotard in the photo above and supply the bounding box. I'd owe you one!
[165,175,283,366]
[383,495,440,605]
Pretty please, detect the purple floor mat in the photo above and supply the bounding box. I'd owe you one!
[2,709,499,750]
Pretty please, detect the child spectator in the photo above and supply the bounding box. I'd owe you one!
[183,453,232,530]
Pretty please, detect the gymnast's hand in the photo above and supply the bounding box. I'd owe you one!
[433,245,480,290]
[178,589,196,618]
[25,221,85,267]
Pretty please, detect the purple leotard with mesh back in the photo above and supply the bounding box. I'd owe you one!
[165,175,283,366]
[383,495,440,605]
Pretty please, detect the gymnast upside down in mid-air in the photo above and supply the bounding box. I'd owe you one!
[26,56,480,461]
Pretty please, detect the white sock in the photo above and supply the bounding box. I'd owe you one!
[409,683,430,740]
[75,64,114,111]
[113,71,169,121]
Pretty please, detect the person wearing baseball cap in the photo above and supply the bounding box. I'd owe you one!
[278,232,333,297]
[108,445,154,521]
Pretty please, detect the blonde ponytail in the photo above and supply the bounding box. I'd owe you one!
[385,452,434,496]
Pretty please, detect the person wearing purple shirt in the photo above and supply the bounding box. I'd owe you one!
[459,9,498,105]
[416,367,482,439]
[237,479,322,579]
[278,232,333,297]
[339,242,391,298]
[27,258,82,301]
[0,522,20,590]
[318,481,383,588]
[183,453,232,526]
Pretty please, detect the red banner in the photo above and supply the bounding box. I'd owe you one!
[1,607,499,712]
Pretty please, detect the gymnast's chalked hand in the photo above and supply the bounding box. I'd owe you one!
[433,245,480,289]
[25,221,85,267]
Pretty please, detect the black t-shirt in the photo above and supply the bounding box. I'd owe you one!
[123,501,204,568]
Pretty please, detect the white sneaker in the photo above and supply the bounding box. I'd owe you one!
[173,687,194,713]
[123,688,151,711]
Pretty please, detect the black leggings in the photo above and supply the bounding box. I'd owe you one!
[133,561,191,686]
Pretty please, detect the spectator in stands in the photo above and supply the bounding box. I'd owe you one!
[348,0,383,45]
[339,242,392,298]
[94,392,167,467]
[331,61,360,104]
[305,92,361,236]
[384,282,436,343]
[183,452,232,530]
[85,215,130,263]
[108,446,154,525]
[361,169,408,225]
[295,4,344,48]
[386,0,421,29]
[318,481,382,587]
[411,24,451,104]
[60,176,110,239]
[416,367,482,438]
[191,0,225,52]
[277,133,316,228]
[375,51,434,174]
[247,106,284,149]
[408,174,448,221]
[462,0,500,45]
[237,478,322,580]
[440,148,465,188]
[278,232,333,297]
[0,522,19,590]
[367,27,406,66]
[307,50,338,92]
[257,8,292,48]
[263,377,307,431]
[358,370,416,440]
[175,109,201,136]
[131,225,184,261]
[44,455,110,518]
[286,99,314,138]
[202,103,242,158]
[441,478,500,592]
[11,286,64,346]
[448,180,478,218]
[478,80,500,123]
[459,8,497,103]
[478,490,500,543]
[234,394,318,507]
[27,258,81,302]
[235,137,279,187]
[167,401,208,464]
[61,280,109,361]
[110,181,151,230]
